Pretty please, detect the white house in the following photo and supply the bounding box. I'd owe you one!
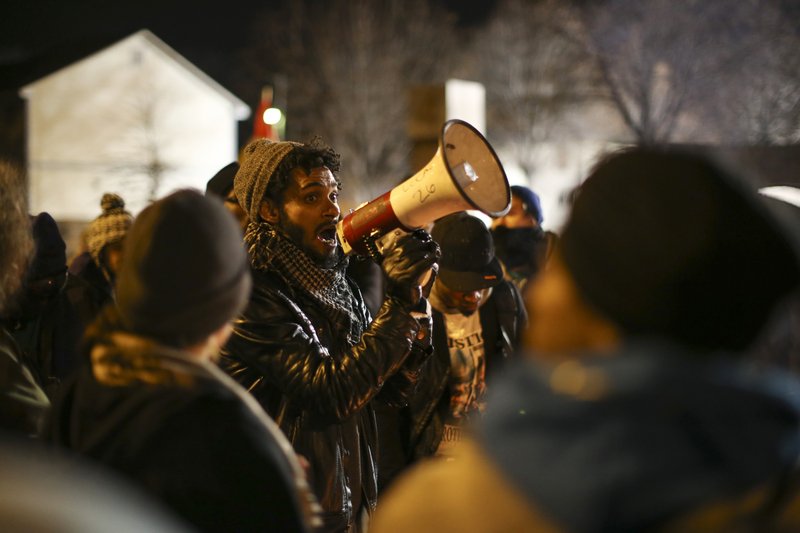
[496,99,632,232]
[20,29,250,221]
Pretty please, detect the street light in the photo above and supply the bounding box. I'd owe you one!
[262,107,283,126]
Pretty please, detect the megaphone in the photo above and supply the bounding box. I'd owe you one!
[337,119,511,258]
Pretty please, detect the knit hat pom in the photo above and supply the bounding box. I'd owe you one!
[87,192,134,266]
[101,193,126,214]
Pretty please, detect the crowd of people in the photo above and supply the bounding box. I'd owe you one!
[0,138,799,533]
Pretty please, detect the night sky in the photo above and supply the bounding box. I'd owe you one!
[1,0,494,92]
[0,0,495,159]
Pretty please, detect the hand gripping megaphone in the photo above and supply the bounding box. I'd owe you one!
[336,119,511,259]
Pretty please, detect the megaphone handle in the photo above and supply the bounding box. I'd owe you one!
[361,231,385,264]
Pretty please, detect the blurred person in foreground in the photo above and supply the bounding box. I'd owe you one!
[0,161,50,435]
[220,138,439,532]
[0,438,190,533]
[50,190,319,532]
[490,185,549,289]
[372,148,800,533]
[751,188,800,375]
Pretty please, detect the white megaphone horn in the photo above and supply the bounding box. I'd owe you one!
[336,119,511,258]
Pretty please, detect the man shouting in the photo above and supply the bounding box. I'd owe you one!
[221,138,439,532]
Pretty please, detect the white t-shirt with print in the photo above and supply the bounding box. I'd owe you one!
[436,310,486,457]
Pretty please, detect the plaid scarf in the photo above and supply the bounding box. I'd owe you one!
[244,222,365,346]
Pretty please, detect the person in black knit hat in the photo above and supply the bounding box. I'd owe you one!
[374,147,800,533]
[50,189,320,532]
[206,161,248,232]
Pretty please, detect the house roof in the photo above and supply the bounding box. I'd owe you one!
[19,29,250,121]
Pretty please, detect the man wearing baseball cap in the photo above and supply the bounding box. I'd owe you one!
[378,212,526,490]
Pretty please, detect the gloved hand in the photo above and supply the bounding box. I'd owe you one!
[412,304,433,353]
[381,229,440,306]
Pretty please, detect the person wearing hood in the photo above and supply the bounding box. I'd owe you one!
[490,185,549,289]
[50,190,320,532]
[372,148,800,533]
[3,212,98,398]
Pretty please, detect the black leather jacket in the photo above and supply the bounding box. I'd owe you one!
[221,268,425,532]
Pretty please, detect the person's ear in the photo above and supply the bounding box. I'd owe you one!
[259,199,280,224]
[211,322,234,352]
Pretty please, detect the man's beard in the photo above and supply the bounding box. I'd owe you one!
[277,217,343,269]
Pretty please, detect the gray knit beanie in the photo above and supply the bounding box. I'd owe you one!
[116,189,252,348]
[86,193,134,266]
[234,139,302,221]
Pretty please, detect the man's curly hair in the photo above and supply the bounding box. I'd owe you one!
[264,137,342,204]
[0,161,33,313]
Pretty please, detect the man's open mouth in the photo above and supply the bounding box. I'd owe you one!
[317,226,338,246]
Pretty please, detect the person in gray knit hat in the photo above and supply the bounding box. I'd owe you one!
[221,137,440,532]
[86,193,133,276]
[50,189,320,532]
[71,193,133,314]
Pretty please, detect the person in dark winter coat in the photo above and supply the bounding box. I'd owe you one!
[373,148,800,533]
[50,189,320,533]
[3,213,98,398]
[0,161,50,436]
[220,138,439,533]
[377,213,526,490]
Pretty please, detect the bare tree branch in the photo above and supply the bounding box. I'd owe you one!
[575,0,732,145]
[470,0,597,177]
[243,0,457,205]
[705,0,800,144]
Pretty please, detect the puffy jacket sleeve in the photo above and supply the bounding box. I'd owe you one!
[222,278,420,426]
